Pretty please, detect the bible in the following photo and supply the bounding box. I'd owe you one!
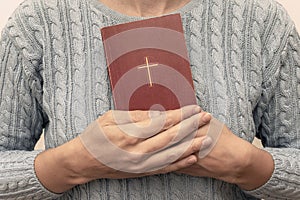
[101,14,196,111]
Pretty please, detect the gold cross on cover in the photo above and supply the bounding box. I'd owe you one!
[138,57,158,87]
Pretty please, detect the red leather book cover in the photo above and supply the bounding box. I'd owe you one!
[101,14,196,111]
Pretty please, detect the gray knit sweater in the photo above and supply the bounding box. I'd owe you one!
[0,0,299,199]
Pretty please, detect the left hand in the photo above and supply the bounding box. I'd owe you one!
[177,116,274,190]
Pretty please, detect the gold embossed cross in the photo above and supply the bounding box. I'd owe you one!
[138,57,158,87]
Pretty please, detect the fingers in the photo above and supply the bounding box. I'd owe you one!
[100,110,157,125]
[99,105,201,126]
[178,136,212,159]
[79,118,198,174]
[161,105,202,129]
[130,135,208,173]
[98,107,211,154]
[198,118,224,158]
[112,105,202,139]
[138,135,211,171]
[85,106,214,174]
[79,114,213,174]
[141,112,211,153]
[155,136,213,176]
[156,155,198,174]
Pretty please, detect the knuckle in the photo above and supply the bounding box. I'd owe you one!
[129,111,139,122]
[126,137,140,146]
[167,153,178,162]
[121,134,134,145]
[105,110,114,118]
[164,117,174,129]
[191,142,200,152]
[131,111,147,122]
[142,145,155,154]
[149,110,161,118]
[129,154,142,165]
[99,111,114,125]
[193,117,200,128]
[101,125,110,134]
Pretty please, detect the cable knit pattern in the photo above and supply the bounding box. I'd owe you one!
[0,151,61,200]
[0,0,299,199]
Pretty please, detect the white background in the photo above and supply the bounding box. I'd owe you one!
[0,0,299,149]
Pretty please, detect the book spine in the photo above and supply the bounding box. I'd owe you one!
[101,30,119,109]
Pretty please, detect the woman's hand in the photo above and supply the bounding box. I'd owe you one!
[177,117,274,191]
[34,105,212,193]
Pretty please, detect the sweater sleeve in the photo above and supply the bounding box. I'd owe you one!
[246,21,300,200]
[0,1,61,199]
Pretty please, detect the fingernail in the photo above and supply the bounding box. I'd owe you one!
[193,106,201,114]
[187,156,197,164]
[201,136,213,150]
[202,113,212,123]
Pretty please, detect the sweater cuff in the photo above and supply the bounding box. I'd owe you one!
[0,150,62,199]
[244,148,300,200]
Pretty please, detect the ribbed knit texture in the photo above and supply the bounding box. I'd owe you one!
[0,0,299,199]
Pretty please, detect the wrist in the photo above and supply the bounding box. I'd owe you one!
[34,137,93,193]
[34,147,73,193]
[236,145,274,190]
[56,137,98,185]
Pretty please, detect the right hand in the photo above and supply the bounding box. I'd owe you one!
[35,105,212,193]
